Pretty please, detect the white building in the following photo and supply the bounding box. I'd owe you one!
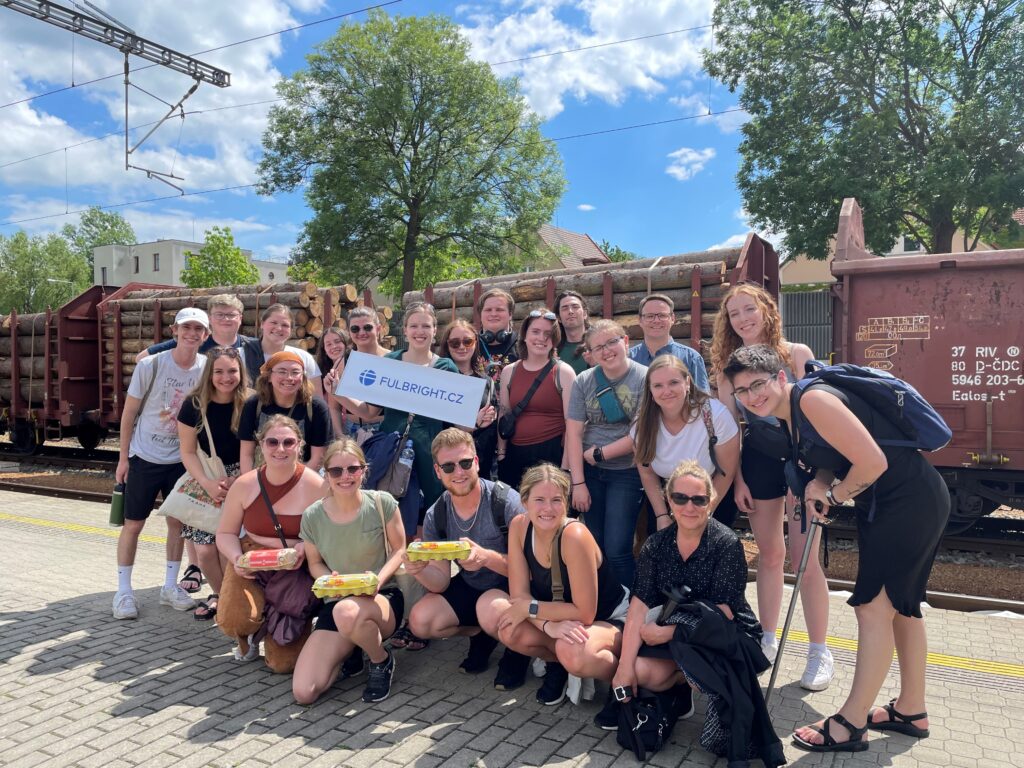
[93,239,287,287]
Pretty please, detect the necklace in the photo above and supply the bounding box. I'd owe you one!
[450,498,480,533]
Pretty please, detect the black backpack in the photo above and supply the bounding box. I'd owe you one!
[434,481,513,540]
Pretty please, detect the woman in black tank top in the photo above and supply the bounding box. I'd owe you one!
[492,463,628,707]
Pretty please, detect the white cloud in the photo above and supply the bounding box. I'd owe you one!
[665,146,715,181]
[709,233,747,250]
[577,203,595,211]
[710,209,786,253]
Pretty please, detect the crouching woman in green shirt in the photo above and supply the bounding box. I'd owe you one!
[292,438,406,705]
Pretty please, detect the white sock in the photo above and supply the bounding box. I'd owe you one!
[165,560,181,589]
[808,642,829,655]
[117,566,133,594]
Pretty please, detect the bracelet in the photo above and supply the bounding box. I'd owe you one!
[541,620,549,633]
[656,513,670,518]
[572,481,586,486]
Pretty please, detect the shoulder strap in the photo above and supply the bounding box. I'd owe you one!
[256,469,289,548]
[699,401,723,477]
[201,409,219,461]
[436,493,451,540]
[592,365,628,422]
[132,352,162,433]
[509,359,555,419]
[490,481,511,536]
[370,490,391,557]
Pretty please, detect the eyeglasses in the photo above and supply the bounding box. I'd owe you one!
[211,312,241,321]
[350,324,375,334]
[587,337,623,356]
[641,312,672,321]
[263,437,299,449]
[528,310,557,321]
[447,337,476,350]
[437,458,475,474]
[325,464,366,478]
[669,492,710,508]
[271,368,304,379]
[733,377,775,400]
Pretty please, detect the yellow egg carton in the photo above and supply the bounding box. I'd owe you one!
[312,572,379,599]
[406,540,471,562]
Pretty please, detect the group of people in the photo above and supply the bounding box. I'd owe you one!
[110,282,948,759]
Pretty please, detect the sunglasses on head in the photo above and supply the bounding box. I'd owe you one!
[447,337,476,350]
[437,458,475,474]
[669,492,710,508]
[349,324,375,334]
[210,346,241,358]
[263,436,299,449]
[528,310,557,321]
[325,464,366,478]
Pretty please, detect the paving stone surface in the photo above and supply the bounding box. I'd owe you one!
[2,490,1023,767]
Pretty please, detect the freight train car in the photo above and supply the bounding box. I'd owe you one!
[830,198,1024,530]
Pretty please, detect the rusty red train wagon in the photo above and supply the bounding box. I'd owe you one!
[830,199,1024,530]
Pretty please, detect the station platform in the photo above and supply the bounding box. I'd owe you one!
[1,489,1021,768]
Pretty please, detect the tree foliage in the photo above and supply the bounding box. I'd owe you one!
[179,226,259,288]
[706,0,1024,257]
[599,239,639,263]
[0,231,91,313]
[61,207,136,268]
[258,11,565,297]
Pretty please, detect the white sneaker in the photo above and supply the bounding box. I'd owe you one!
[761,633,779,664]
[159,585,197,611]
[112,592,139,619]
[801,646,835,691]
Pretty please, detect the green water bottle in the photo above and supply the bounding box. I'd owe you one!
[109,483,125,526]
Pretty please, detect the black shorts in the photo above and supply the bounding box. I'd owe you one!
[740,445,787,501]
[124,456,186,521]
[314,587,405,635]
[440,572,508,628]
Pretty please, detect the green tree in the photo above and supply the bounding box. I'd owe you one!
[599,239,639,263]
[0,231,91,313]
[61,207,136,269]
[258,11,565,297]
[706,0,1024,257]
[179,226,259,288]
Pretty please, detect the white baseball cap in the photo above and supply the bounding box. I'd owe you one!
[174,307,210,329]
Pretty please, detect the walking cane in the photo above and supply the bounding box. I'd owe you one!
[764,505,826,708]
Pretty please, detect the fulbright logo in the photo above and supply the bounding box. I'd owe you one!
[356,367,464,404]
[358,369,378,387]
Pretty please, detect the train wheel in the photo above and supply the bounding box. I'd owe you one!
[77,422,108,452]
[11,422,39,455]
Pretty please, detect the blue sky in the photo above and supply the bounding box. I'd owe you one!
[0,0,756,268]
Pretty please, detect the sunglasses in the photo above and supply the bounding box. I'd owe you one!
[437,458,475,474]
[349,324,375,334]
[263,437,299,449]
[669,492,710,508]
[210,346,241,359]
[528,310,557,321]
[325,464,366,478]
[447,337,476,350]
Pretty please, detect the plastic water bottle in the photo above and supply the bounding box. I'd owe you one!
[399,439,415,469]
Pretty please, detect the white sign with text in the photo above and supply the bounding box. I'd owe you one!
[337,351,486,428]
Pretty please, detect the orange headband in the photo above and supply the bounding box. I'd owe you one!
[261,349,305,376]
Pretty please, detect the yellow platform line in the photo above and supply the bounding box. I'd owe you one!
[0,511,167,544]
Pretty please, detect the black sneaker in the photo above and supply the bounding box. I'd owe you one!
[361,650,395,703]
[673,682,695,720]
[536,661,569,706]
[493,649,530,691]
[341,648,364,679]
[459,632,499,674]
[593,688,619,730]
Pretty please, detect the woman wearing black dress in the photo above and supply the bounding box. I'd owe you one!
[724,345,949,754]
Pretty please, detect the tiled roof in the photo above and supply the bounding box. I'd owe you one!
[538,224,610,269]
[1012,208,1024,227]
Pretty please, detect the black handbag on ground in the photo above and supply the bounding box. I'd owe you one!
[498,359,555,440]
[616,687,680,761]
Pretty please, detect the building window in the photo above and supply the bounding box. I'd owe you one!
[101,267,108,285]
[133,255,140,273]
[904,236,922,252]
[153,253,160,271]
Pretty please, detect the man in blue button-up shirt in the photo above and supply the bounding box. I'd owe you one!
[627,293,710,392]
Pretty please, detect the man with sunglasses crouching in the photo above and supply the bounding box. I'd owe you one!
[402,428,532,689]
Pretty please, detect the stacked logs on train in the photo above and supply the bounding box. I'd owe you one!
[101,282,394,389]
[403,248,742,358]
[0,312,51,404]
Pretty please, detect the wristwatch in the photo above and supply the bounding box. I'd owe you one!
[592,445,604,463]
[529,599,539,617]
[825,487,841,507]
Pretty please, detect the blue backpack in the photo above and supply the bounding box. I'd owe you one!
[792,362,952,452]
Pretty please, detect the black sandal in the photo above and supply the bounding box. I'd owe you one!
[179,564,203,593]
[868,699,930,738]
[793,713,869,753]
[193,594,218,621]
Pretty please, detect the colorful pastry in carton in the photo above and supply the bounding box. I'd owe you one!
[311,572,379,599]
[406,540,471,562]
[237,548,300,571]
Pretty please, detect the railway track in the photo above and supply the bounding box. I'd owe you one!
[0,443,119,471]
